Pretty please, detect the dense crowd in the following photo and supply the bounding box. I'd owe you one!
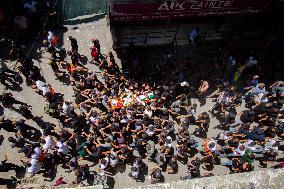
[0,29,284,187]
[0,1,284,188]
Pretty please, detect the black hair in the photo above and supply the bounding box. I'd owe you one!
[8,137,15,142]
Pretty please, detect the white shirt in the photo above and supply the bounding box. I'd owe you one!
[110,157,118,167]
[244,140,256,151]
[42,85,50,96]
[188,108,196,115]
[265,140,278,151]
[146,129,155,136]
[100,157,109,170]
[56,141,69,154]
[31,147,41,159]
[246,56,258,67]
[144,109,153,118]
[236,144,246,156]
[120,117,130,124]
[228,56,236,66]
[24,1,37,13]
[43,136,56,150]
[36,80,50,95]
[255,93,268,103]
[189,29,199,42]
[166,136,173,147]
[218,92,230,103]
[131,169,139,177]
[36,80,46,91]
[62,103,73,116]
[27,159,41,174]
[207,140,217,152]
[30,158,38,166]
[135,124,142,131]
[219,132,229,141]
[47,31,53,43]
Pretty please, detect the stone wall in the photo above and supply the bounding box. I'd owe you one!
[124,169,284,189]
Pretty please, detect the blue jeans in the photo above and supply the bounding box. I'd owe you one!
[222,160,233,166]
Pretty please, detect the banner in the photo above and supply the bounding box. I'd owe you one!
[110,0,271,21]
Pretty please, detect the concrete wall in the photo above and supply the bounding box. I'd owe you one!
[125,169,284,189]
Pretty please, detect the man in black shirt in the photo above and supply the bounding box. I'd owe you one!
[67,36,78,53]
[150,168,163,184]
[0,116,14,132]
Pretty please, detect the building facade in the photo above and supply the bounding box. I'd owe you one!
[108,0,271,22]
[107,0,273,48]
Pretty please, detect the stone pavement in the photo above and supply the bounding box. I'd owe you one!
[0,17,283,189]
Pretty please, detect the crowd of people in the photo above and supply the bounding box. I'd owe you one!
[0,29,283,187]
[0,0,59,41]
[0,2,284,188]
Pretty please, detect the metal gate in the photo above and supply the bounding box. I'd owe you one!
[60,0,106,23]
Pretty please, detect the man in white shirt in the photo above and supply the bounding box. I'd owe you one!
[109,154,118,168]
[56,141,69,155]
[99,157,109,175]
[144,106,153,118]
[24,0,38,13]
[145,125,155,137]
[27,159,42,175]
[120,115,130,124]
[36,80,50,96]
[207,139,218,154]
[244,140,263,153]
[62,100,74,117]
[31,147,41,159]
[43,135,56,150]
[264,140,279,152]
[246,56,258,68]
[188,28,200,44]
[235,144,246,156]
